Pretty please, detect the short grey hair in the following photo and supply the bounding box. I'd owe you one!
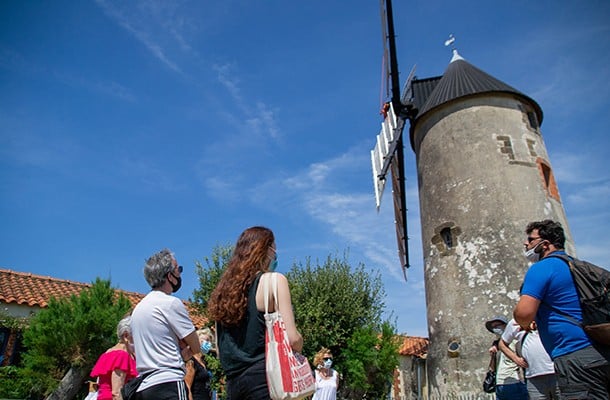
[143,248,175,288]
[117,316,132,339]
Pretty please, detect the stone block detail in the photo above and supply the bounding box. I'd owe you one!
[496,135,515,160]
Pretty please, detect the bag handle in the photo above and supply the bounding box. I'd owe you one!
[263,272,279,315]
[488,353,495,371]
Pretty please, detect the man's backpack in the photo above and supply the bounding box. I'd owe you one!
[548,254,610,346]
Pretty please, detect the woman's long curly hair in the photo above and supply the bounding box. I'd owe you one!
[207,226,275,326]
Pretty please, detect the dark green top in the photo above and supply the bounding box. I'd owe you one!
[217,273,266,379]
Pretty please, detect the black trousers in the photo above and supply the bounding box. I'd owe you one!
[225,359,270,400]
[135,380,188,400]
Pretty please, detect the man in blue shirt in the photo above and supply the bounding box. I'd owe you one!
[514,220,610,399]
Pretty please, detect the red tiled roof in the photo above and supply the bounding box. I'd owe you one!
[0,268,207,327]
[398,336,429,358]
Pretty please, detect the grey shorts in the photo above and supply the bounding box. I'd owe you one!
[553,345,610,400]
[526,373,560,400]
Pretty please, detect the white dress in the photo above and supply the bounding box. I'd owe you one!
[312,369,338,400]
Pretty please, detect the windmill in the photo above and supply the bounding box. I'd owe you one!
[371,0,417,280]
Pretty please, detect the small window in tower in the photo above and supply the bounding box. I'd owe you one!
[542,164,551,186]
[440,227,453,249]
[527,112,538,130]
[432,224,461,255]
[537,160,561,201]
[496,135,515,160]
[526,139,537,157]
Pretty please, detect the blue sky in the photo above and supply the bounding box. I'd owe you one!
[1,1,609,337]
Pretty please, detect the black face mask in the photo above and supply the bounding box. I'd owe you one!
[168,272,182,293]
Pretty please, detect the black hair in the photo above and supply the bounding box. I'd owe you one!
[525,220,565,249]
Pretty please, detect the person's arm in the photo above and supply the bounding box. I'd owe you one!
[111,369,127,400]
[275,273,303,352]
[182,330,204,364]
[184,360,195,400]
[498,339,528,369]
[514,295,540,330]
[488,339,498,356]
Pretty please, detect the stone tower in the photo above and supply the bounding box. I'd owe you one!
[408,50,574,398]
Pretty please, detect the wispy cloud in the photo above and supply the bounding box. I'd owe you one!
[194,63,282,195]
[203,176,242,202]
[552,151,607,186]
[56,72,136,102]
[549,149,610,267]
[94,0,184,74]
[249,145,425,285]
[213,63,280,140]
[563,179,610,207]
[264,146,428,334]
[214,63,243,102]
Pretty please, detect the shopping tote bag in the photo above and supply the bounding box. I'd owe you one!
[263,272,315,400]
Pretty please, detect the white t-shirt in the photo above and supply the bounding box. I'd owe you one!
[312,369,338,400]
[501,319,554,378]
[131,290,196,391]
[493,319,523,384]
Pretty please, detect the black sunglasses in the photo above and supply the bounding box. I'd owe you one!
[323,357,332,361]
[527,236,542,243]
[178,265,183,273]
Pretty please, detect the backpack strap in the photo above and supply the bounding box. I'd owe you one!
[542,254,584,328]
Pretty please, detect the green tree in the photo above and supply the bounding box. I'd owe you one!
[286,253,386,356]
[341,321,400,399]
[286,254,398,399]
[192,244,234,398]
[191,243,233,317]
[17,278,131,400]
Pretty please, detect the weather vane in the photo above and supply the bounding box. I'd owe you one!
[444,34,456,49]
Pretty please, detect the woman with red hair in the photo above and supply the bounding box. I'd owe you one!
[207,226,303,400]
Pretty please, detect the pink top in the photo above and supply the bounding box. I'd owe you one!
[90,349,138,400]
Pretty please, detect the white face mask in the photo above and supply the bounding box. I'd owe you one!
[524,247,540,262]
[492,328,504,336]
[524,241,544,263]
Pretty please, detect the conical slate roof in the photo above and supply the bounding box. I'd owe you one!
[416,50,543,124]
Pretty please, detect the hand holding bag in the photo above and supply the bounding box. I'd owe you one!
[482,353,496,393]
[263,272,315,400]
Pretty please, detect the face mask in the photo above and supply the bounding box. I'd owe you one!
[492,328,504,336]
[269,255,278,272]
[524,241,543,263]
[201,341,212,354]
[324,359,333,369]
[127,342,135,355]
[169,272,182,293]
